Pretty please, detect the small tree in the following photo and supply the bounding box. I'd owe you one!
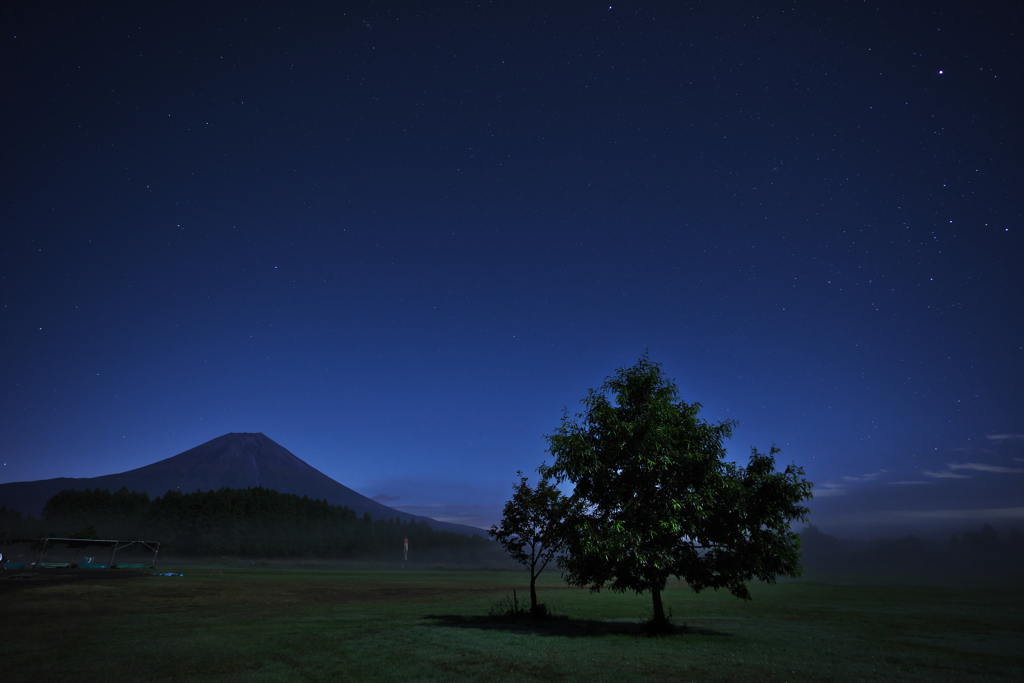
[490,471,574,615]
[540,353,813,629]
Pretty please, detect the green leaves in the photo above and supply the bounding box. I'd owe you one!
[541,353,814,622]
[489,470,574,575]
[490,470,579,611]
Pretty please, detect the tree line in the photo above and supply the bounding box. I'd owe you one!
[0,486,487,559]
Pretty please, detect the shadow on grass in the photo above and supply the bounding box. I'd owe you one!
[421,614,732,639]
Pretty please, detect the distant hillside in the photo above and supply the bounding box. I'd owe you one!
[0,432,483,536]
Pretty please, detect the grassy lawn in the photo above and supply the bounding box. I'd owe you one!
[2,563,1021,682]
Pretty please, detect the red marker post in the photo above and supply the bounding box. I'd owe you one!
[403,536,409,562]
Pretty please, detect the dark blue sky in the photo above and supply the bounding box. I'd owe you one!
[2,1,1021,536]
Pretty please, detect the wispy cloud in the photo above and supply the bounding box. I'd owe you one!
[394,503,500,529]
[822,470,891,494]
[949,462,1024,474]
[886,481,933,485]
[986,434,1024,442]
[811,507,1024,527]
[371,493,401,503]
[840,470,887,483]
[813,481,848,497]
[923,470,971,479]
[920,461,1024,479]
[952,446,994,454]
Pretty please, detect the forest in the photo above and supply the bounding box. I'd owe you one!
[0,486,488,559]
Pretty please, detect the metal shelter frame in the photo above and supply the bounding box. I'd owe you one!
[1,537,161,567]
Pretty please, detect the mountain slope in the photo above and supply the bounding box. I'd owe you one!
[0,433,484,536]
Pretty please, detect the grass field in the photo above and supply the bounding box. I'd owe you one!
[2,562,1021,682]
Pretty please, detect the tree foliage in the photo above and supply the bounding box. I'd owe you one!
[539,353,813,626]
[490,471,576,613]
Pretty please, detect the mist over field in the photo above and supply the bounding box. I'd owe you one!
[798,523,1024,581]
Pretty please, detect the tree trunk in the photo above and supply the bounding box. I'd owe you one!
[651,586,666,625]
[530,572,538,611]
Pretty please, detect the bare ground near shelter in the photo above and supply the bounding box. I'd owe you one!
[2,562,1021,682]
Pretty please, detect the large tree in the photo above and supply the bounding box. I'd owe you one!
[490,471,575,614]
[539,353,813,628]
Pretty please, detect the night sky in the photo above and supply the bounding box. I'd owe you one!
[3,1,1021,537]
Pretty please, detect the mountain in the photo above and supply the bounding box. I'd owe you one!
[0,432,484,536]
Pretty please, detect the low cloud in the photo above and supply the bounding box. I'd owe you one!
[919,461,1024,479]
[812,507,1024,528]
[986,434,1024,442]
[924,470,971,479]
[394,503,501,529]
[820,470,891,495]
[813,482,848,497]
[371,493,401,504]
[949,462,1024,474]
[952,446,995,454]
[840,470,887,483]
